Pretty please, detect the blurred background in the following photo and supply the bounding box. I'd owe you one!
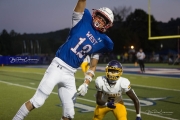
[0,1,180,120]
[0,0,180,65]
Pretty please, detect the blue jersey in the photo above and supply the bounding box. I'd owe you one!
[56,9,113,68]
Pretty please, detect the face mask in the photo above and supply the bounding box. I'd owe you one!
[94,21,100,28]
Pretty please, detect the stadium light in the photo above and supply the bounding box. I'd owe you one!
[130,45,134,49]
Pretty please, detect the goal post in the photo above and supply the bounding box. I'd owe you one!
[148,0,180,40]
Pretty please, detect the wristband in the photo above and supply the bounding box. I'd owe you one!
[85,75,92,82]
[136,114,141,117]
[86,70,95,77]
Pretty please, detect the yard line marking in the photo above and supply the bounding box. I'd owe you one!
[76,78,180,92]
[0,80,178,120]
[0,69,180,79]
[131,84,180,92]
[0,69,179,92]
[124,73,180,79]
[0,70,43,75]
[0,80,58,95]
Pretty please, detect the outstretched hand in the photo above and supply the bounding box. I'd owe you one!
[77,83,88,96]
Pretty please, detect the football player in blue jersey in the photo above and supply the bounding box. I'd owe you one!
[92,60,142,120]
[13,0,114,120]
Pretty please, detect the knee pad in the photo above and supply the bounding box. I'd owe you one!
[30,89,48,108]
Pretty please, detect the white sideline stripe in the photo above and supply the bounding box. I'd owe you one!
[131,84,180,92]
[1,69,180,79]
[0,80,58,95]
[0,70,43,75]
[76,77,180,92]
[0,69,180,92]
[124,73,180,79]
[0,80,178,120]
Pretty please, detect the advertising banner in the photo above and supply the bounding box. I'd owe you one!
[0,56,42,65]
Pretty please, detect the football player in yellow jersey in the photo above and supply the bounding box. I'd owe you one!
[92,60,142,120]
[81,55,91,75]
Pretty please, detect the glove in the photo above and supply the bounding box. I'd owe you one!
[77,83,88,96]
[136,117,142,120]
[105,101,116,109]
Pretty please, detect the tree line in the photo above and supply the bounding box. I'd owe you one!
[0,7,179,56]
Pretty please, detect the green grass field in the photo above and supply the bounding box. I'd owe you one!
[0,65,179,120]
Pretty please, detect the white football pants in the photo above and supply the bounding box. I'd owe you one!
[30,57,77,118]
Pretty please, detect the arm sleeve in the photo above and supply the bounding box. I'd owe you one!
[72,11,84,27]
[72,8,92,27]
[91,53,100,60]
[83,55,90,63]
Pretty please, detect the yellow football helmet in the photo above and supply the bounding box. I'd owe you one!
[105,60,123,81]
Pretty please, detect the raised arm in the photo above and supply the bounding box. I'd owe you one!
[74,0,86,12]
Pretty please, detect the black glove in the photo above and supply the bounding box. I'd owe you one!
[136,117,142,120]
[105,101,116,109]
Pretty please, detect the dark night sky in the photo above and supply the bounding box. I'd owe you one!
[0,0,179,34]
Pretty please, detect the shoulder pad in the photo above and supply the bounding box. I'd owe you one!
[95,76,104,91]
[120,78,130,89]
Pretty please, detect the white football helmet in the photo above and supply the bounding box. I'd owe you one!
[92,7,114,32]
